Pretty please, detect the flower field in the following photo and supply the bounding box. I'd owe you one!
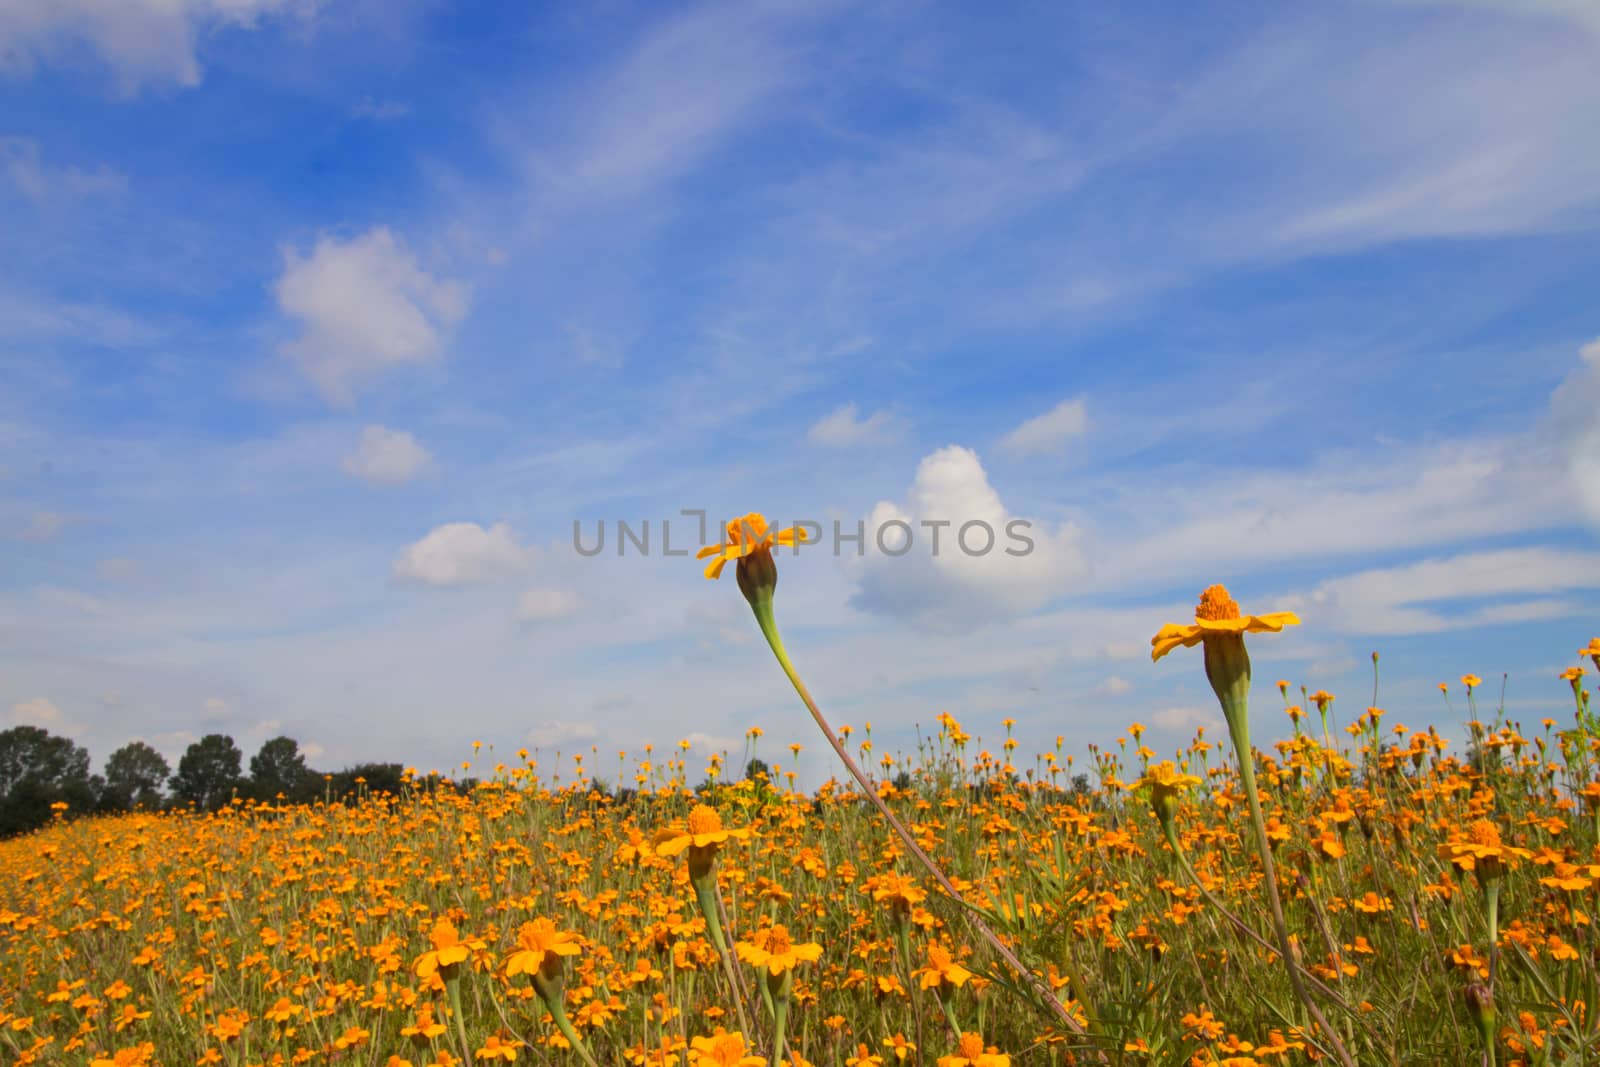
[4,543,1598,1067]
[5,643,1600,1066]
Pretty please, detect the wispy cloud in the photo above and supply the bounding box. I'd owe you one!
[808,404,904,447]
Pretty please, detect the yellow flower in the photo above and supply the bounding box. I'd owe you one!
[914,943,973,992]
[735,924,822,976]
[654,805,754,857]
[1461,674,1482,690]
[475,1035,519,1062]
[413,918,484,978]
[696,513,810,581]
[937,1032,1010,1067]
[503,918,582,979]
[1134,761,1202,826]
[1150,585,1299,661]
[1134,761,1201,798]
[689,1030,767,1066]
[1439,819,1532,878]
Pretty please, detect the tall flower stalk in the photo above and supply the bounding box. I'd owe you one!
[1152,584,1357,1067]
[696,513,1093,1042]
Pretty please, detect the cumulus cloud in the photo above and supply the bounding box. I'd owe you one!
[9,697,81,737]
[276,227,469,404]
[0,0,318,93]
[392,522,534,587]
[807,403,904,447]
[1283,547,1600,635]
[517,588,581,624]
[1553,337,1600,525]
[850,446,1088,631]
[1094,675,1133,696]
[526,720,598,748]
[341,425,433,486]
[999,397,1089,456]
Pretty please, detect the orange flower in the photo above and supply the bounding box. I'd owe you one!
[503,918,582,979]
[735,924,822,976]
[914,943,973,992]
[696,513,810,580]
[688,1030,766,1066]
[1461,674,1482,690]
[413,918,484,978]
[475,1035,519,1062]
[1150,585,1299,661]
[1439,819,1531,877]
[654,805,753,857]
[937,1032,1010,1067]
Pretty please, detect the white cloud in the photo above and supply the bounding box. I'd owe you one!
[14,510,65,541]
[1283,547,1600,635]
[517,588,581,624]
[97,558,142,582]
[276,227,469,404]
[392,522,533,587]
[351,97,410,120]
[807,403,903,447]
[526,720,597,748]
[1552,337,1600,526]
[1,137,124,203]
[1089,437,1567,592]
[1150,706,1223,735]
[9,697,81,737]
[1095,675,1133,696]
[850,446,1088,630]
[341,425,433,486]
[999,397,1089,457]
[0,0,317,93]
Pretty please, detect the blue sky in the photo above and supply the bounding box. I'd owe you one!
[2,0,1598,784]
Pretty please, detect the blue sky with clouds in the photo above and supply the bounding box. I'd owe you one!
[2,0,1598,783]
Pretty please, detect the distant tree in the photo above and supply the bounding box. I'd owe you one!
[891,770,915,794]
[0,726,95,836]
[101,741,170,811]
[248,736,314,802]
[170,734,243,812]
[329,763,407,799]
[744,758,772,784]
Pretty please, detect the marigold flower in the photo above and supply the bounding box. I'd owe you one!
[1149,585,1299,662]
[413,918,484,979]
[695,512,810,581]
[937,1032,1010,1067]
[654,804,754,856]
[504,918,582,979]
[914,943,973,992]
[688,1030,766,1066]
[735,924,822,976]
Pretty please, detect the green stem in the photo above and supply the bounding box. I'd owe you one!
[750,595,1094,1044]
[535,974,600,1067]
[1233,725,1358,1067]
[693,872,758,1038]
[445,971,473,1065]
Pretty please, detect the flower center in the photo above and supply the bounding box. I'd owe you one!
[959,1033,985,1058]
[686,804,724,836]
[1467,819,1502,848]
[1195,584,1240,621]
[764,925,793,955]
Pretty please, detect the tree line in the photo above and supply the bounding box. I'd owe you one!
[0,726,411,838]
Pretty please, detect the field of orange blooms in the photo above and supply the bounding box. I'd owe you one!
[3,562,1599,1067]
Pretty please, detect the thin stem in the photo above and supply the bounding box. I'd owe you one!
[752,604,1093,1044]
[1234,747,1358,1067]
